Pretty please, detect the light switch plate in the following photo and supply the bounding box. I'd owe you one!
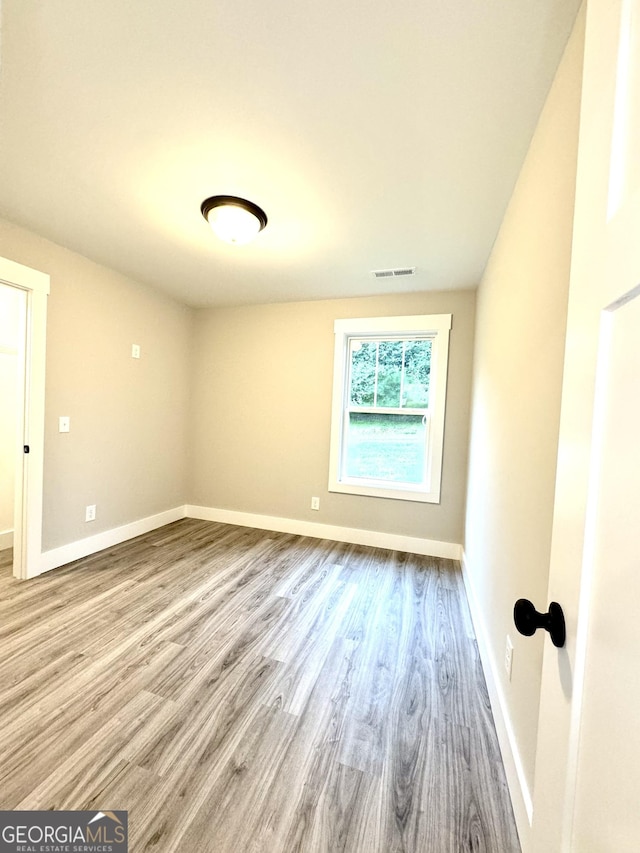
[59,416,70,433]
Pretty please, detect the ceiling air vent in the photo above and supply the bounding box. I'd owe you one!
[371,267,416,279]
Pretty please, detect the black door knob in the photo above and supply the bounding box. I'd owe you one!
[513,599,566,648]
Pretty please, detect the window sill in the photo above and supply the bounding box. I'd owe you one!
[328,479,440,504]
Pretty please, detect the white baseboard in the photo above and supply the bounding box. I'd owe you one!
[0,529,13,551]
[35,503,460,576]
[186,505,462,560]
[38,506,187,576]
[460,549,532,852]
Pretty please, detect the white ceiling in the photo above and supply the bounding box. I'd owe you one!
[0,0,581,307]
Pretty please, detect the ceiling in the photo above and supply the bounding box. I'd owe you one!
[0,0,581,307]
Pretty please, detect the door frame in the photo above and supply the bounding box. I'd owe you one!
[0,256,49,580]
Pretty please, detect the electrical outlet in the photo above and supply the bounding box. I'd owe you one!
[505,636,514,681]
[131,344,141,359]
[311,496,320,511]
[85,505,96,522]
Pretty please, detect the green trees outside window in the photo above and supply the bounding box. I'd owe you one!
[345,338,431,484]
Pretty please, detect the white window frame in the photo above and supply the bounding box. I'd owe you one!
[328,314,451,503]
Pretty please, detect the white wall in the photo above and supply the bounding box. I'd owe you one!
[0,285,23,549]
[463,6,585,845]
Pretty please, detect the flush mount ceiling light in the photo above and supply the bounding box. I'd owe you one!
[200,195,268,245]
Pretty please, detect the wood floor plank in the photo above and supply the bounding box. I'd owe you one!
[16,690,170,810]
[262,580,357,716]
[286,757,377,853]
[0,642,186,807]
[166,702,299,853]
[139,655,283,779]
[0,520,520,852]
[337,550,417,777]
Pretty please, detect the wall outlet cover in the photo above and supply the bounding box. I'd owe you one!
[505,635,514,680]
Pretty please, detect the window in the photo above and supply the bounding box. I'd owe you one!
[328,314,451,503]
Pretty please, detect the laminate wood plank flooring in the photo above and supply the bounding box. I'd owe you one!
[0,521,520,852]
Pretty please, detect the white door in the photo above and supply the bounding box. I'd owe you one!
[532,0,640,849]
[0,284,26,557]
[0,258,49,580]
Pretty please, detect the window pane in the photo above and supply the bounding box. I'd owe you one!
[344,412,426,484]
[349,341,377,406]
[376,340,403,407]
[402,339,431,408]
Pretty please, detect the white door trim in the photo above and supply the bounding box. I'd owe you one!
[0,256,49,580]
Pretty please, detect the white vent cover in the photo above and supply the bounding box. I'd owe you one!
[371,267,416,278]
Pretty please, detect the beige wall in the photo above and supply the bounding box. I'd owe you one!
[464,8,585,804]
[0,215,473,554]
[0,219,193,551]
[190,289,475,544]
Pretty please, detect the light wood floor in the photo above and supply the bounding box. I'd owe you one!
[0,520,520,852]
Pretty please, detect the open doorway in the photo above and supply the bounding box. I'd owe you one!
[0,256,49,580]
[0,285,26,571]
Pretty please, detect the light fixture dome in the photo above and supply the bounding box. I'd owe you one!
[200,195,268,245]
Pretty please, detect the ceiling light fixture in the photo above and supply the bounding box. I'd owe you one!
[200,195,268,245]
